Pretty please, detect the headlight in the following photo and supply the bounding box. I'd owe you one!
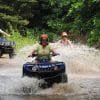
[6,42,10,46]
[32,67,37,71]
[0,42,4,45]
[10,42,15,46]
[3,42,10,46]
[54,66,58,70]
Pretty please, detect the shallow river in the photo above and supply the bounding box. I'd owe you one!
[0,44,100,100]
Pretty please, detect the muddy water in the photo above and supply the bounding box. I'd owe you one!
[0,44,100,100]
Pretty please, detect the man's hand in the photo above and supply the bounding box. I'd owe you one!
[28,54,32,57]
[28,53,37,57]
[52,53,60,56]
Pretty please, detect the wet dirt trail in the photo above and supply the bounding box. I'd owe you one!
[0,44,100,100]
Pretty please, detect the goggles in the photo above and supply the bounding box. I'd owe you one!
[41,39,48,42]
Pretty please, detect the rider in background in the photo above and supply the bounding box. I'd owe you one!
[58,32,73,48]
[28,34,57,61]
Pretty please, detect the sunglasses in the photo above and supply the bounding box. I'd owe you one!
[62,35,67,37]
[41,39,48,42]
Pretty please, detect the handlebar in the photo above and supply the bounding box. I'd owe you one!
[28,54,37,57]
[28,53,60,58]
[52,53,60,56]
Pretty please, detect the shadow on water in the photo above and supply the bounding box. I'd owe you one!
[0,95,72,100]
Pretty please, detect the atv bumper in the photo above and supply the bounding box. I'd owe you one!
[23,63,65,79]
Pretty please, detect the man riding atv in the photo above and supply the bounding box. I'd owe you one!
[23,34,68,88]
[28,34,57,61]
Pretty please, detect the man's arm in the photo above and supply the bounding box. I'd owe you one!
[28,44,38,57]
[68,40,73,48]
[28,49,36,57]
[0,29,10,37]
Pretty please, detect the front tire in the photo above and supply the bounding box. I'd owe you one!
[9,53,14,59]
[0,49,3,57]
[39,80,49,89]
[60,73,68,83]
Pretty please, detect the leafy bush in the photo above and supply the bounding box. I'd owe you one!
[88,30,100,46]
[7,30,36,49]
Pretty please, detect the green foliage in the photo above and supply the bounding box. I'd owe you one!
[87,17,100,46]
[7,31,36,49]
[47,19,67,32]
[0,0,35,30]
[0,0,100,47]
[67,1,83,16]
[0,13,29,25]
[88,30,100,46]
[93,18,100,28]
[0,4,14,12]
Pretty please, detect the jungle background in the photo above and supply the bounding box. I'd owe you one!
[0,0,100,49]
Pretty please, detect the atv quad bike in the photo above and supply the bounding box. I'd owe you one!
[0,38,16,58]
[23,54,68,88]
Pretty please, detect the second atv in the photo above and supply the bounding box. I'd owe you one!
[0,38,16,58]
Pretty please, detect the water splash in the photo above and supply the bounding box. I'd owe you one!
[0,43,100,95]
[0,75,40,95]
[53,43,100,73]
